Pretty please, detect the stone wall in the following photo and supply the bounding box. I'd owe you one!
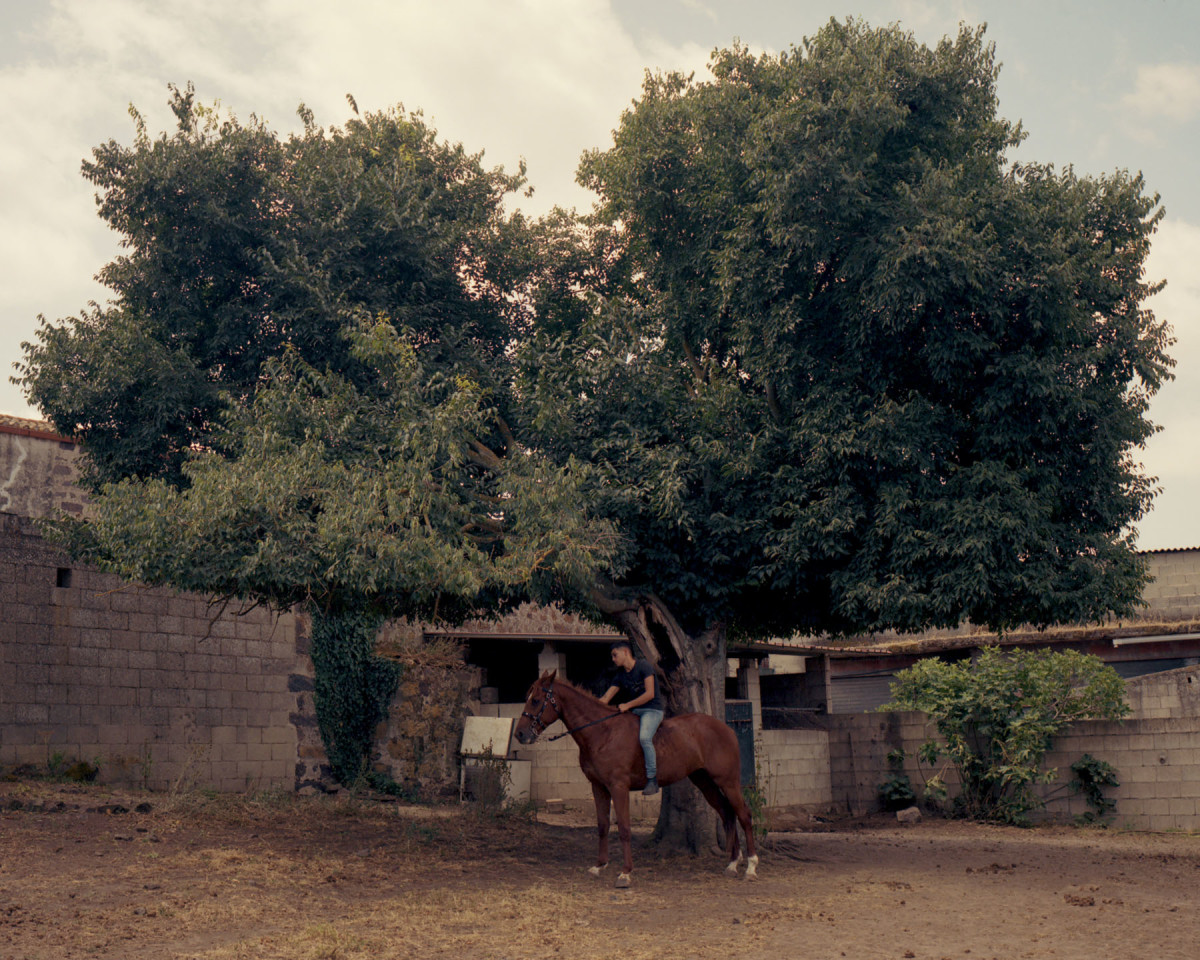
[0,515,302,792]
[376,664,485,795]
[0,420,87,519]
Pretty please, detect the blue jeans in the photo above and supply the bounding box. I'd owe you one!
[631,707,664,780]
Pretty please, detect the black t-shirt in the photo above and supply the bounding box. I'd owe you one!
[612,659,664,711]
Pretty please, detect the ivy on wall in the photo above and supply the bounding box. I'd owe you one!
[310,608,401,784]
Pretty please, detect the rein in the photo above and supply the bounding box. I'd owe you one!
[547,710,622,742]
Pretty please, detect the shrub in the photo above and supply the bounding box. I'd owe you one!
[884,647,1129,825]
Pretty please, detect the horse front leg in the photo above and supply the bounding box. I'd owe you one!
[611,785,633,888]
[588,782,611,877]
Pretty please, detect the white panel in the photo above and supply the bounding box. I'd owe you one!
[460,716,515,757]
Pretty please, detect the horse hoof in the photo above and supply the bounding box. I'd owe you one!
[744,871,759,882]
[588,865,606,877]
[615,873,632,889]
[724,862,740,877]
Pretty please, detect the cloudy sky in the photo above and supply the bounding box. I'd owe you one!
[1,0,1196,550]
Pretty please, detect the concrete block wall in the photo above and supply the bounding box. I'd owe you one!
[0,515,302,792]
[824,711,931,816]
[1142,550,1200,618]
[758,729,832,809]
[821,668,1200,829]
[1039,716,1200,830]
[1123,664,1200,719]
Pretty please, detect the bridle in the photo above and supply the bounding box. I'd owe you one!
[522,680,624,743]
[520,682,561,739]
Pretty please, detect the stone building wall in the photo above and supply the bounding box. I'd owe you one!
[0,416,88,519]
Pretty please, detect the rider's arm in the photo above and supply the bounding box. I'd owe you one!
[618,676,655,713]
[599,685,619,704]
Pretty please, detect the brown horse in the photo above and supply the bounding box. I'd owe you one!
[513,671,758,888]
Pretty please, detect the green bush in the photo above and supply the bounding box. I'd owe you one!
[884,647,1129,825]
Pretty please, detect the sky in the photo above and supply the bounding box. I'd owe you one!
[0,0,1196,550]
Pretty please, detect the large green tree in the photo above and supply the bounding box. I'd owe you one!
[19,87,617,784]
[514,20,1171,845]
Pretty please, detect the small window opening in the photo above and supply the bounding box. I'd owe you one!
[56,567,72,588]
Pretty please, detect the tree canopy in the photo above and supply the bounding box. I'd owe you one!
[539,20,1172,644]
[18,84,532,492]
[18,20,1172,808]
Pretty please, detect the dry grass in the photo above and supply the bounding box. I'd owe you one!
[4,781,1200,960]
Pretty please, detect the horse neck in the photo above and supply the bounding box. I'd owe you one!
[554,683,614,741]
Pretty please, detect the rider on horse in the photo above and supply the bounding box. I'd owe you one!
[599,641,664,796]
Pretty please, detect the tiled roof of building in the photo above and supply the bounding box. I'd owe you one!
[0,413,72,442]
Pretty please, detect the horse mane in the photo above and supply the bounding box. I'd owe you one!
[530,672,613,710]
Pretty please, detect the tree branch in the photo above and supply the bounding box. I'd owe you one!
[466,439,503,471]
[679,334,705,384]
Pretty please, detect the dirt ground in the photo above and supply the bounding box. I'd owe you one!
[1,781,1197,960]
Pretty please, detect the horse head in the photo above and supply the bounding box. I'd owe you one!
[513,670,562,744]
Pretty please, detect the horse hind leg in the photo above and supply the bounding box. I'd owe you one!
[689,771,741,876]
[719,779,759,881]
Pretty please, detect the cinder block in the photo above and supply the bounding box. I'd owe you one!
[167,598,198,619]
[67,725,101,746]
[98,648,129,669]
[235,620,264,640]
[47,703,81,726]
[244,742,274,763]
[270,742,296,762]
[156,615,184,636]
[221,673,248,692]
[224,708,248,728]
[128,613,157,634]
[14,703,50,723]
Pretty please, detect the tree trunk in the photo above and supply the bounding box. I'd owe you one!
[591,588,727,854]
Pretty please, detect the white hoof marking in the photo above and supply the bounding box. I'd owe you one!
[725,860,740,876]
[615,872,632,889]
[588,864,607,877]
[745,854,759,882]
